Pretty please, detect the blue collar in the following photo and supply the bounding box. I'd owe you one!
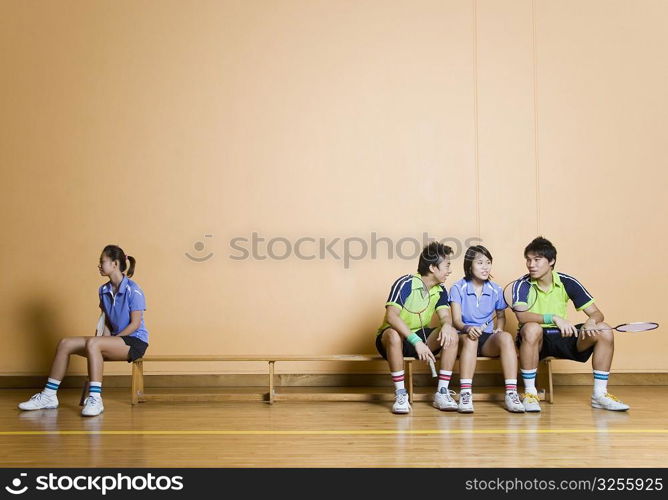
[103,276,129,295]
[464,280,492,296]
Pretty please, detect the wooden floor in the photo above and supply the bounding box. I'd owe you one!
[2,386,667,467]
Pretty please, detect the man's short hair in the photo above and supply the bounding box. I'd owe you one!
[417,241,453,276]
[524,236,557,267]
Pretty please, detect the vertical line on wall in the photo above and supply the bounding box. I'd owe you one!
[473,0,480,238]
[531,0,541,235]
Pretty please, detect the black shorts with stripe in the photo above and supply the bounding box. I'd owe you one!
[516,323,594,363]
[375,327,442,360]
[122,336,149,363]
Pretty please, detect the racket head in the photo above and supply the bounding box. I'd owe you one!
[502,276,537,313]
[399,276,431,315]
[615,322,659,332]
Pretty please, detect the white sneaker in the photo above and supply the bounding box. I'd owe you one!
[522,393,541,412]
[458,391,474,413]
[504,391,525,413]
[591,392,630,411]
[392,389,411,414]
[81,396,104,417]
[433,387,458,411]
[18,392,59,411]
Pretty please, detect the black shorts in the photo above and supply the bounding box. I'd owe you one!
[375,327,441,360]
[516,323,594,363]
[458,331,494,356]
[121,336,149,363]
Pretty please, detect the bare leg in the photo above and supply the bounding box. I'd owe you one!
[48,337,88,381]
[426,330,459,371]
[85,336,130,382]
[458,336,478,379]
[577,322,614,372]
[518,323,543,371]
[380,329,405,373]
[577,323,629,410]
[481,331,518,380]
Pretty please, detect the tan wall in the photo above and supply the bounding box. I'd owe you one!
[1,0,666,376]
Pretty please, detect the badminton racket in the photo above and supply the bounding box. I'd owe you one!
[399,277,438,377]
[544,321,658,336]
[502,276,537,313]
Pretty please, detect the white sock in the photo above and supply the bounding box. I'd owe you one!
[521,369,537,395]
[89,381,102,399]
[43,378,60,396]
[505,379,518,394]
[391,371,405,391]
[593,370,609,396]
[459,378,472,394]
[437,371,452,392]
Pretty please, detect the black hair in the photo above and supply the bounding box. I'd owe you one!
[463,245,493,281]
[102,244,136,278]
[417,241,453,276]
[524,236,557,268]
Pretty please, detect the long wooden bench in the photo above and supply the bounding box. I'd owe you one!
[130,355,554,405]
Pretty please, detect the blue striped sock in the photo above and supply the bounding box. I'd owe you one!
[593,370,609,396]
[521,369,537,395]
[43,378,60,396]
[89,381,102,398]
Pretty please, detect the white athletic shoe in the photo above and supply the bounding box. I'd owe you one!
[458,391,474,413]
[591,392,630,411]
[433,387,458,411]
[81,396,104,417]
[504,391,526,413]
[522,393,541,412]
[18,392,59,411]
[392,389,411,414]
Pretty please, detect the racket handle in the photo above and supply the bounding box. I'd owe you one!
[428,359,437,378]
[544,327,587,335]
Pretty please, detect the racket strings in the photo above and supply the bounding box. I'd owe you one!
[503,279,538,313]
[404,293,429,342]
[616,322,658,332]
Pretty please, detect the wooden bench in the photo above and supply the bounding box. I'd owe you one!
[130,355,554,405]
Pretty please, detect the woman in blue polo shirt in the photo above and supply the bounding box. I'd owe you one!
[449,245,524,414]
[18,245,149,417]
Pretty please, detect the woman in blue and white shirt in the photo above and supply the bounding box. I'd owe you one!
[19,245,149,417]
[450,245,523,414]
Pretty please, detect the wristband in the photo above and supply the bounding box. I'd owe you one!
[543,314,553,324]
[407,333,422,346]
